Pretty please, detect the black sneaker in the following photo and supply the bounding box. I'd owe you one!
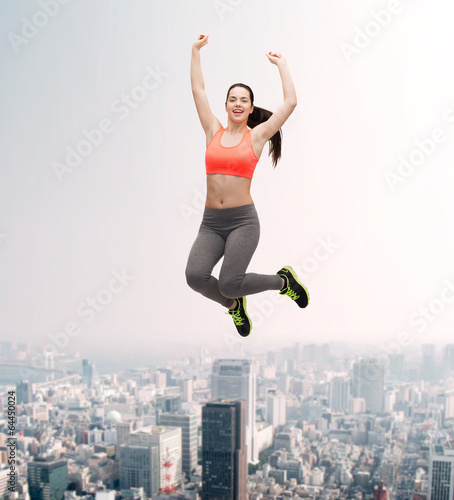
[277,266,310,308]
[226,297,252,337]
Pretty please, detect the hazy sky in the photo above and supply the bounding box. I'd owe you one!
[1,0,454,366]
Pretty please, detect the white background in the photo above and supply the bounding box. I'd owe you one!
[1,0,453,367]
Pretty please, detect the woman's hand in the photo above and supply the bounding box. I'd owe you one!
[266,51,287,65]
[193,34,209,50]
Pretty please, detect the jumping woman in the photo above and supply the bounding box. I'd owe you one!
[185,34,309,337]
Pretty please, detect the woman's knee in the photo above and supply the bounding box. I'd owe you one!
[218,276,240,299]
[185,266,208,292]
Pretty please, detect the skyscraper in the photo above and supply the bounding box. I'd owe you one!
[422,344,437,381]
[0,467,9,497]
[373,481,389,500]
[16,380,33,404]
[443,344,454,373]
[389,354,405,378]
[180,379,193,403]
[116,420,142,457]
[329,376,350,412]
[202,400,247,500]
[352,359,384,413]
[429,444,454,500]
[266,390,286,428]
[157,412,198,479]
[156,395,182,415]
[82,359,98,388]
[121,426,182,494]
[211,359,256,462]
[120,442,159,498]
[45,350,54,381]
[28,457,68,500]
[436,391,454,423]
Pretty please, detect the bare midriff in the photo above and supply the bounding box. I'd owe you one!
[205,174,253,208]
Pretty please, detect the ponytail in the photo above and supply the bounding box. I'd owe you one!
[247,106,282,168]
[226,83,283,168]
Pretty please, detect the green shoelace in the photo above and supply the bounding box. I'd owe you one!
[227,308,245,325]
[283,288,300,301]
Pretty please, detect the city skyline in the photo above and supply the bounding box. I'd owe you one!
[4,338,454,388]
[2,340,454,498]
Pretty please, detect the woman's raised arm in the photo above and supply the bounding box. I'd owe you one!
[191,34,222,141]
[253,52,297,143]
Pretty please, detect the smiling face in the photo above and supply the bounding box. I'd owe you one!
[225,85,254,123]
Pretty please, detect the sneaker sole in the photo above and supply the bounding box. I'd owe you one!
[280,266,310,307]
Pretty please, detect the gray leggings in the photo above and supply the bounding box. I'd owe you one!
[185,204,282,308]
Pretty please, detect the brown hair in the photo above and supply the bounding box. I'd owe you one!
[226,83,282,168]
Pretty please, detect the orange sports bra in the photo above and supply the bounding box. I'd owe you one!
[205,127,259,179]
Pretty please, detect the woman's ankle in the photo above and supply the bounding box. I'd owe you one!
[229,299,237,310]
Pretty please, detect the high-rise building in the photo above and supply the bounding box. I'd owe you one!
[302,344,330,363]
[277,374,290,394]
[122,426,182,493]
[389,354,405,378]
[157,412,198,479]
[329,376,350,412]
[352,359,384,413]
[429,444,454,500]
[151,427,182,493]
[211,358,256,462]
[302,344,317,362]
[28,457,68,500]
[156,395,181,415]
[266,390,286,428]
[422,344,437,381]
[116,420,142,456]
[82,359,98,388]
[120,442,159,497]
[154,371,167,389]
[436,391,454,423]
[45,350,53,370]
[267,351,277,367]
[443,344,454,372]
[158,368,173,386]
[45,350,54,381]
[180,379,193,403]
[202,400,247,500]
[0,467,9,497]
[348,398,366,415]
[373,481,388,500]
[384,390,396,413]
[380,459,398,488]
[16,380,33,404]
